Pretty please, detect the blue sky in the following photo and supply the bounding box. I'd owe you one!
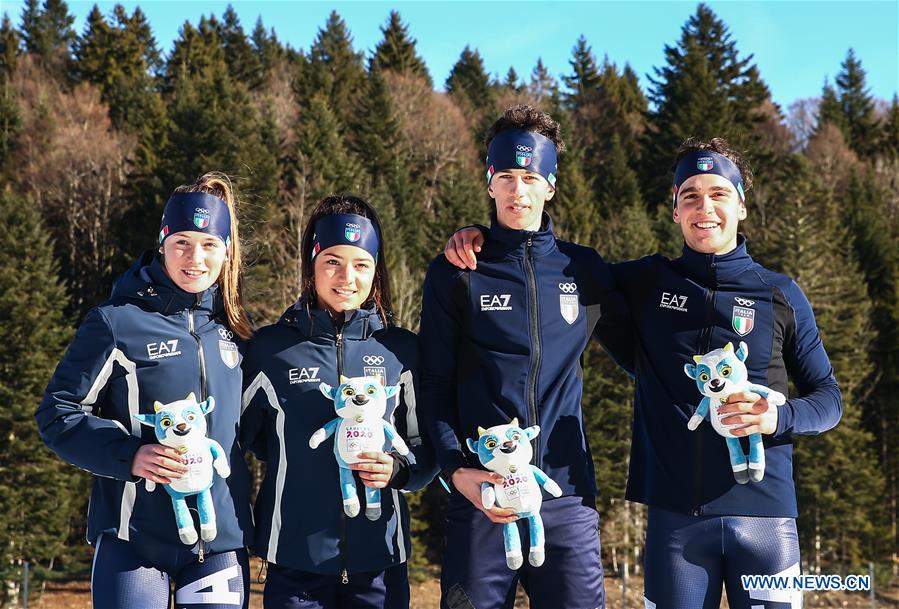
[5,1,898,109]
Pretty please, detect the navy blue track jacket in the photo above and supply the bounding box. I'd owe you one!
[419,214,632,498]
[36,253,254,553]
[240,303,436,574]
[610,237,842,517]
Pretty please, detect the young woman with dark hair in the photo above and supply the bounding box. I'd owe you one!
[241,194,435,609]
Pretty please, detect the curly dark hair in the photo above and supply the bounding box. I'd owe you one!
[674,137,754,193]
[299,194,393,325]
[485,105,565,152]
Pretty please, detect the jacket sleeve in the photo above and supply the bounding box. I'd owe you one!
[774,281,843,436]
[239,344,269,461]
[592,257,636,376]
[390,339,438,491]
[418,258,469,473]
[35,308,144,481]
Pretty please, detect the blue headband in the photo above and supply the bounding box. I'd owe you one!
[673,150,746,206]
[159,192,232,247]
[311,213,380,262]
[486,129,558,187]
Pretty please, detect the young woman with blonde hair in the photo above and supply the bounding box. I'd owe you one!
[37,173,255,609]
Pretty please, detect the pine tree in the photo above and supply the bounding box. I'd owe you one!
[19,0,75,65]
[750,155,886,569]
[502,66,520,93]
[0,14,19,78]
[164,16,227,91]
[644,3,771,206]
[878,95,899,159]
[562,35,601,112]
[841,172,899,567]
[834,49,879,158]
[299,11,366,122]
[220,5,262,89]
[445,46,495,117]
[370,11,431,86]
[250,17,283,77]
[528,58,561,111]
[0,187,81,604]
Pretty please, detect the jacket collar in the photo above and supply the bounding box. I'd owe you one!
[113,251,221,315]
[675,234,754,288]
[482,212,557,260]
[279,300,385,340]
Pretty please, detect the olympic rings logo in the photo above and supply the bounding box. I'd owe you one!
[363,355,384,365]
[195,208,209,214]
[734,297,755,307]
[218,328,234,340]
[559,283,577,293]
[516,145,533,152]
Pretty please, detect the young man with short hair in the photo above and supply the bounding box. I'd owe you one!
[445,137,842,609]
[419,105,631,609]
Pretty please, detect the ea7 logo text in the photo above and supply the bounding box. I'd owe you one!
[480,294,512,312]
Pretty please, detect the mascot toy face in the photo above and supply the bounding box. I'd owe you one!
[684,341,749,401]
[141,395,213,448]
[322,376,396,424]
[467,418,537,475]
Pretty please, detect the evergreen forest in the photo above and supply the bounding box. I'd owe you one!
[1,1,897,603]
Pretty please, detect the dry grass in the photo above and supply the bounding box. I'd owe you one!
[22,559,896,609]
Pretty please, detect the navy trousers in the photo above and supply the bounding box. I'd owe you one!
[440,494,604,609]
[263,561,409,609]
[91,533,249,609]
[643,506,802,609]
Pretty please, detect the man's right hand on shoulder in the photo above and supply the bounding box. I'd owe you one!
[451,467,519,523]
[444,228,485,270]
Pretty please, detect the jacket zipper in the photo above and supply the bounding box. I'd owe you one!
[692,259,717,516]
[188,293,208,557]
[188,294,208,401]
[524,237,541,468]
[335,327,350,585]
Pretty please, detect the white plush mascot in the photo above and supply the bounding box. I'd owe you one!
[467,418,562,569]
[684,342,786,483]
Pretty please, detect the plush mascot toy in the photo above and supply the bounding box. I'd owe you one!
[466,418,562,569]
[134,393,231,544]
[311,375,409,520]
[684,341,786,484]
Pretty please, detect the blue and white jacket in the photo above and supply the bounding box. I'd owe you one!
[610,237,842,517]
[240,303,436,575]
[419,214,633,499]
[36,252,253,553]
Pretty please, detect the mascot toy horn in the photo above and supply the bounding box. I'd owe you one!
[134,393,231,545]
[467,418,562,570]
[684,341,786,484]
[311,375,409,520]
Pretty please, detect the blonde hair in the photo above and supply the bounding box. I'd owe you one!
[173,172,253,340]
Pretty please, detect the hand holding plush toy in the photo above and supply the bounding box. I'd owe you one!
[467,418,562,570]
[134,393,230,545]
[311,375,408,520]
[684,342,786,484]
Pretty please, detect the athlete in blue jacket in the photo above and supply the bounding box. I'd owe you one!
[241,195,436,609]
[36,174,255,609]
[446,138,842,609]
[420,105,632,609]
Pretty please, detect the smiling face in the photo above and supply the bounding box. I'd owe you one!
[466,419,539,473]
[161,231,227,293]
[313,245,376,316]
[488,168,554,232]
[673,173,746,255]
